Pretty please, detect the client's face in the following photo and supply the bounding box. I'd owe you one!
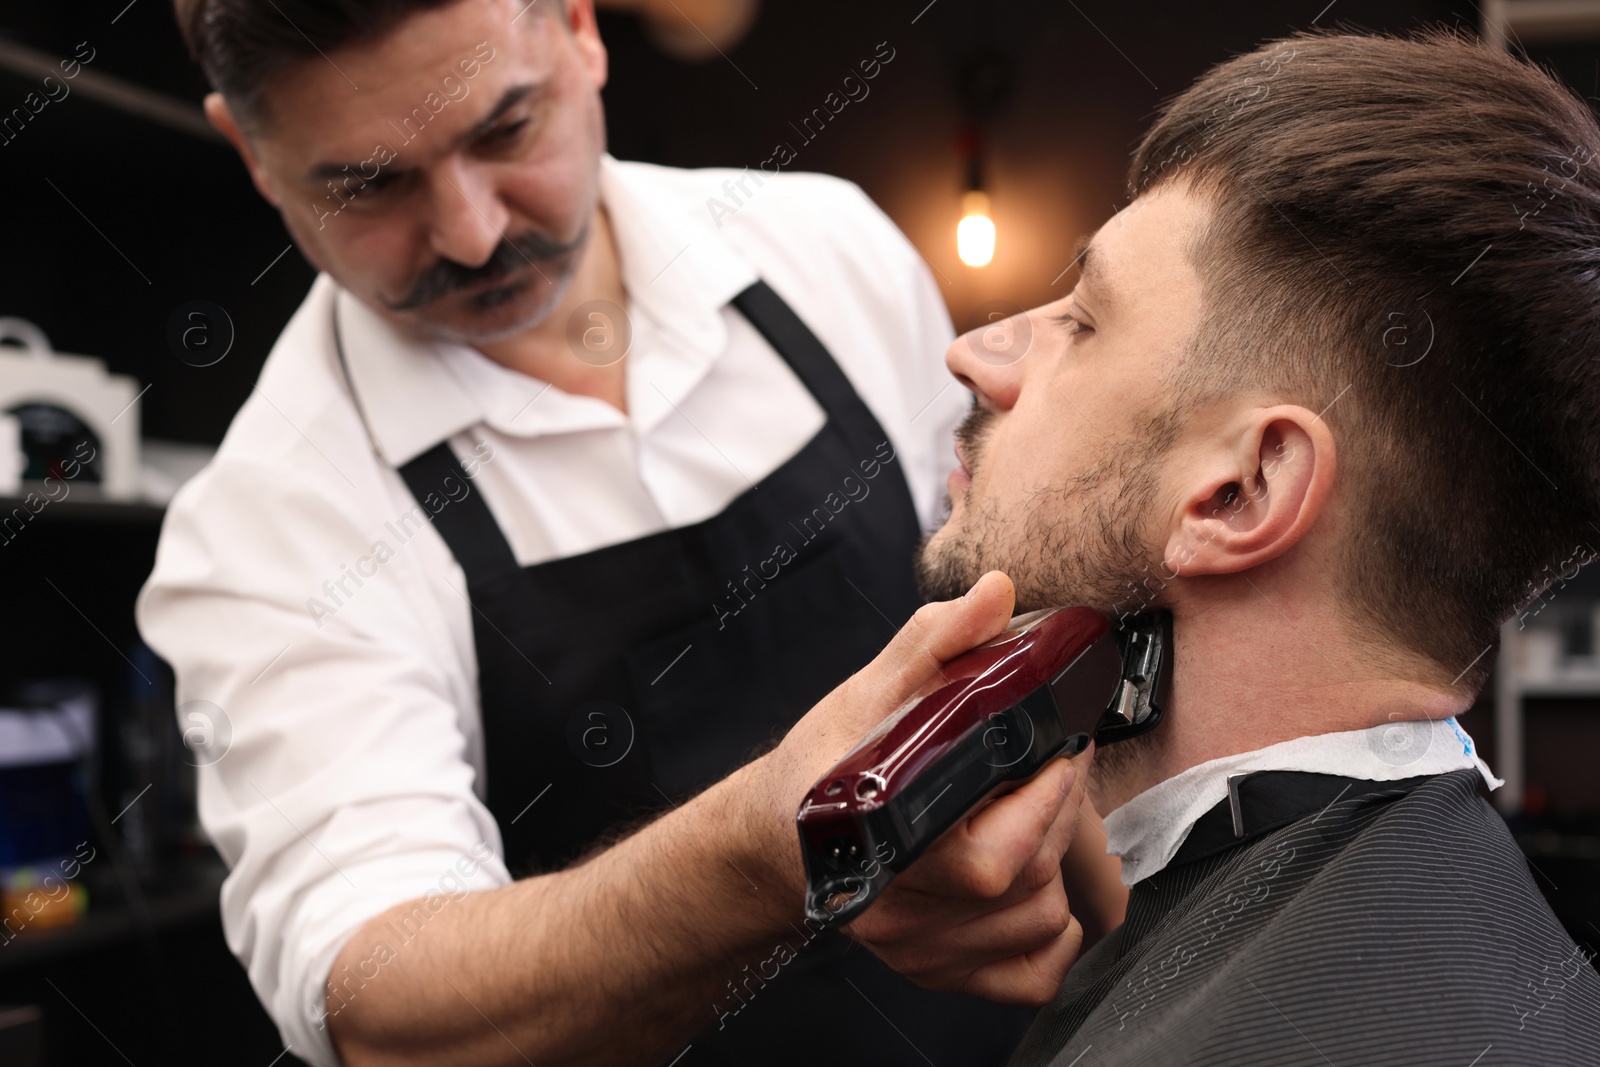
[915,184,1210,615]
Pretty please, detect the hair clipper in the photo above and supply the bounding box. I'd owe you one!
[795,608,1173,923]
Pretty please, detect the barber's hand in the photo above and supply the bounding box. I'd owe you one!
[747,569,1088,1005]
[847,751,1089,1004]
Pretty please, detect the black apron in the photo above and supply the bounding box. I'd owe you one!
[338,280,1035,1065]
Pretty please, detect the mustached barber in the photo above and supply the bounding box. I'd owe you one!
[139,1,1126,1064]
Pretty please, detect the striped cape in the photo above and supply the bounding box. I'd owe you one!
[1010,769,1600,1066]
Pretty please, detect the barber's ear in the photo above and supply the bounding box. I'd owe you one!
[1162,405,1336,577]
[204,93,281,208]
[563,0,609,89]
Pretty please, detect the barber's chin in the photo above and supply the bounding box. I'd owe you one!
[419,277,565,345]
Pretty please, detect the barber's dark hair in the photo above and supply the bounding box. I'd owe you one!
[173,0,559,126]
[1132,29,1600,691]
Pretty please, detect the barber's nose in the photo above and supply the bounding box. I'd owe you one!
[944,309,1034,411]
[425,158,509,268]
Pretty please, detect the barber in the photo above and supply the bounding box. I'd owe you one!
[141,1,1126,1064]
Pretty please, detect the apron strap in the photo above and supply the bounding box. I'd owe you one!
[335,290,523,587]
[730,279,882,459]
[398,442,521,584]
[395,278,878,590]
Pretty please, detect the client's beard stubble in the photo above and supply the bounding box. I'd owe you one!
[911,403,1180,806]
[912,405,1174,612]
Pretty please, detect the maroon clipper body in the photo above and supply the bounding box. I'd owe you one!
[795,606,1122,923]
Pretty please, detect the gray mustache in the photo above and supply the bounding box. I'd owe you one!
[383,227,586,311]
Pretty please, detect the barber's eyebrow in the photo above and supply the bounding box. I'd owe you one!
[302,83,545,183]
[456,83,542,147]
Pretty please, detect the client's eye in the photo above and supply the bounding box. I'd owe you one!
[1049,302,1088,340]
[1054,309,1093,338]
[1048,301,1093,341]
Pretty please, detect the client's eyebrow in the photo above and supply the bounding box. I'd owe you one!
[1049,238,1113,331]
[1070,235,1116,319]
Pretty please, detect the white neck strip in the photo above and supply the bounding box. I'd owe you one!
[1101,717,1502,886]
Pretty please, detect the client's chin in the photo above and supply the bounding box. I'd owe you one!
[911,529,979,604]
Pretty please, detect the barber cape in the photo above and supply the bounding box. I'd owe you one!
[1009,767,1600,1065]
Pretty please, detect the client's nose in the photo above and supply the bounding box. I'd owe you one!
[944,307,1036,411]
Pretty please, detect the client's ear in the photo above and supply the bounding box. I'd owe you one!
[1162,405,1336,577]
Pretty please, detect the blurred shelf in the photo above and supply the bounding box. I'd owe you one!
[0,482,166,525]
[0,853,225,973]
[1513,672,1600,696]
[1495,615,1600,814]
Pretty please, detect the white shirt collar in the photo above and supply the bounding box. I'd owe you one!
[335,153,759,467]
[1102,716,1503,886]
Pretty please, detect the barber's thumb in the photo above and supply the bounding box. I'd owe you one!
[944,569,1017,652]
[875,571,1016,695]
[933,570,1016,657]
[959,568,1015,617]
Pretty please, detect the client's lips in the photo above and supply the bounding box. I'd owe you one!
[948,447,973,493]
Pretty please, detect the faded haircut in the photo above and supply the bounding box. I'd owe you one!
[1131,30,1600,690]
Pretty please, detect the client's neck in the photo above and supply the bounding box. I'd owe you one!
[1088,580,1472,815]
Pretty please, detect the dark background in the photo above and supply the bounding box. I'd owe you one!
[0,0,1504,447]
[1,2,1597,1064]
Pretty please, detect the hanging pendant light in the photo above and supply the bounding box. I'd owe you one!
[953,51,1012,269]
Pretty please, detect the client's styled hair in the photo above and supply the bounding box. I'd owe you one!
[1134,30,1600,690]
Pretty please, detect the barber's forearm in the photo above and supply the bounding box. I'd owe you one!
[327,759,797,1067]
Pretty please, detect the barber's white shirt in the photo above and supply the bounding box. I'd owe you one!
[136,154,966,1065]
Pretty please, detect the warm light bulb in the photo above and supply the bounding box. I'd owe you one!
[957,190,996,268]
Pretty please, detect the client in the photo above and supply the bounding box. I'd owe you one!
[914,29,1600,1066]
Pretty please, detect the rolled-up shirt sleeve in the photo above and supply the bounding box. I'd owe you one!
[138,446,511,1067]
